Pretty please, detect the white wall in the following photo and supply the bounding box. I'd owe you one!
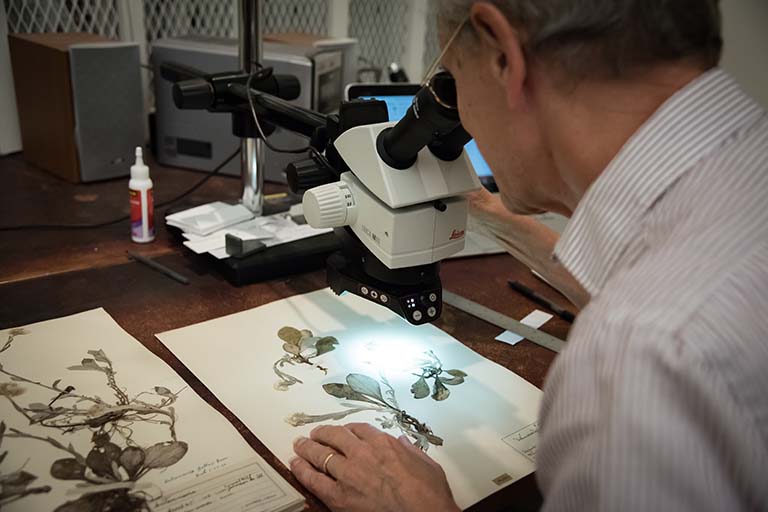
[720,0,768,108]
[0,0,22,155]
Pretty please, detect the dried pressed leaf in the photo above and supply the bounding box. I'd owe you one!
[87,349,110,364]
[347,374,384,401]
[440,375,464,386]
[0,382,25,397]
[85,449,117,480]
[298,344,318,359]
[2,470,37,487]
[410,377,430,399]
[53,490,148,512]
[66,359,105,373]
[299,329,313,339]
[277,326,302,345]
[50,458,86,480]
[322,383,371,403]
[315,336,338,356]
[143,441,188,469]
[285,407,377,427]
[154,386,172,396]
[282,343,300,355]
[445,369,467,377]
[119,446,145,479]
[431,378,450,401]
[425,432,444,446]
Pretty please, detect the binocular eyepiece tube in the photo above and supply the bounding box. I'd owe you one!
[376,71,471,170]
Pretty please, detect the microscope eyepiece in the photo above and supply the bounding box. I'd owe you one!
[375,71,466,170]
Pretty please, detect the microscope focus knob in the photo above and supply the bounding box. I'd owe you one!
[302,182,357,229]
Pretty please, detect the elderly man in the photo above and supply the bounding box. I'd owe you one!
[290,1,768,510]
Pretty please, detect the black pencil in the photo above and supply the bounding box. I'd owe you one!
[508,280,575,322]
[128,251,189,285]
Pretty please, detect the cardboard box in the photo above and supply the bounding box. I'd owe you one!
[9,32,110,182]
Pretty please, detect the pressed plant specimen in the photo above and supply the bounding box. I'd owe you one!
[286,373,443,451]
[0,421,52,507]
[0,328,27,356]
[272,326,338,391]
[0,333,188,512]
[409,350,467,401]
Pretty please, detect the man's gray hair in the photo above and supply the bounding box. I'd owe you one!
[439,0,722,79]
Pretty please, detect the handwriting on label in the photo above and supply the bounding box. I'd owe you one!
[153,460,286,512]
[502,421,539,463]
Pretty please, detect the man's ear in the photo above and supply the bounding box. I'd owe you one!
[469,2,526,110]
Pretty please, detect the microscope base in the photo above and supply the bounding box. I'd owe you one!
[221,233,340,285]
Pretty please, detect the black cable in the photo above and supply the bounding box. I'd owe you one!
[244,65,334,173]
[245,66,312,155]
[155,148,240,208]
[0,148,240,232]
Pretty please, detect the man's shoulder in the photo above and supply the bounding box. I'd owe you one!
[592,111,768,332]
[579,233,768,362]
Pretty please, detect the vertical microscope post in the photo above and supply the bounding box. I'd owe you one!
[239,0,265,214]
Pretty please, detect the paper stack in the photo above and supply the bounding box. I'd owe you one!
[166,201,255,236]
[168,202,333,259]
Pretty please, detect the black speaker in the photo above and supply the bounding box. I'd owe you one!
[69,42,144,181]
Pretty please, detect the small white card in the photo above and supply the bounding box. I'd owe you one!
[495,309,554,346]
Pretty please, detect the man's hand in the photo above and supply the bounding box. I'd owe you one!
[290,422,460,512]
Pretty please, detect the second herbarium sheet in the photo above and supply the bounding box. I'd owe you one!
[157,289,542,510]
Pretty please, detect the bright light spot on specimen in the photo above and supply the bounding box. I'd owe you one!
[349,333,430,373]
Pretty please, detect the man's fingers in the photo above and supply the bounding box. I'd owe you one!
[345,422,383,441]
[397,434,422,454]
[397,435,441,467]
[290,457,340,503]
[294,436,347,479]
[310,425,361,456]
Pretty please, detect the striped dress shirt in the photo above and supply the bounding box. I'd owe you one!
[538,68,768,511]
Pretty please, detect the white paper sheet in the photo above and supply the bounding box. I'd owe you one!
[156,289,542,510]
[167,202,254,236]
[495,309,554,346]
[0,310,303,512]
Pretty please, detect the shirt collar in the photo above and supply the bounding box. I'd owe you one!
[554,68,765,296]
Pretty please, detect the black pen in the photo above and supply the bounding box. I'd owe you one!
[127,251,190,285]
[508,280,575,322]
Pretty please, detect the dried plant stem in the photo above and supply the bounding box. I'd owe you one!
[0,366,96,405]
[1,337,13,354]
[7,428,86,464]
[3,395,35,422]
[293,355,328,374]
[286,406,385,426]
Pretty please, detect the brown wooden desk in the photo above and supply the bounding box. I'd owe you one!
[0,154,571,511]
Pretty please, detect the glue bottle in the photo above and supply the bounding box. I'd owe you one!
[129,146,155,243]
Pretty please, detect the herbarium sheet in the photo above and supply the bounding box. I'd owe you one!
[157,289,542,510]
[0,309,303,512]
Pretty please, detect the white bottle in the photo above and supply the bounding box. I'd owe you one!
[129,147,155,243]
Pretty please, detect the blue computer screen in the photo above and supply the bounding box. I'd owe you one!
[361,95,493,178]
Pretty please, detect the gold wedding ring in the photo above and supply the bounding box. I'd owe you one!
[322,452,335,475]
